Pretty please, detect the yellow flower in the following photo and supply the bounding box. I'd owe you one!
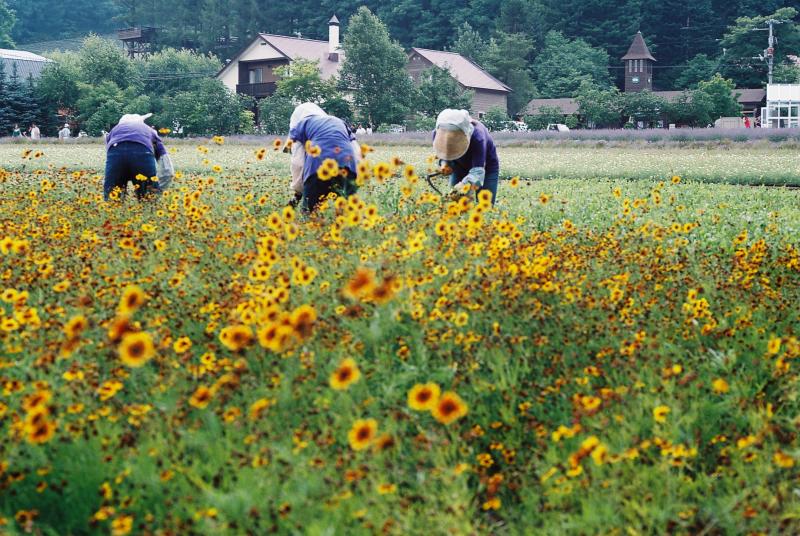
[63,314,88,339]
[482,497,501,511]
[432,391,468,425]
[173,336,192,354]
[189,386,213,409]
[653,405,670,423]
[711,378,729,394]
[342,267,376,300]
[118,331,156,367]
[219,325,253,352]
[329,358,361,390]
[767,336,781,355]
[111,514,133,536]
[348,418,378,451]
[671,175,681,184]
[377,483,397,495]
[773,451,795,468]
[407,383,440,411]
[118,285,146,316]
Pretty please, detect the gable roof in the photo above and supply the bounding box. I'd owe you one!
[258,33,343,80]
[622,32,656,62]
[218,33,344,81]
[409,48,511,93]
[0,48,53,79]
[526,98,579,115]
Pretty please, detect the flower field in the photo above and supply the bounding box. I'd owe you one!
[1,141,800,534]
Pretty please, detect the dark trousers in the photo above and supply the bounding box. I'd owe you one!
[104,142,159,201]
[303,171,357,212]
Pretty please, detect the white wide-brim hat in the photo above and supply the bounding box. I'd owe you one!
[433,109,474,161]
[118,113,153,125]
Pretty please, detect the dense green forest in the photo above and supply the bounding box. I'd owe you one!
[3,0,800,101]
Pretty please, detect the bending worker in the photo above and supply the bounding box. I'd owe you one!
[104,113,166,201]
[433,109,499,204]
[286,103,361,211]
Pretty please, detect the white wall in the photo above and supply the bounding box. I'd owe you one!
[767,84,800,102]
[217,38,286,91]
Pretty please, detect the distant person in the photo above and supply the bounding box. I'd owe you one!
[744,116,751,129]
[432,109,500,205]
[29,124,40,140]
[365,125,373,135]
[104,113,167,201]
[285,102,361,212]
[58,124,71,141]
[356,124,367,136]
[11,124,21,138]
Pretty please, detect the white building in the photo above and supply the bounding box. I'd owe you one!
[761,84,800,128]
[0,49,53,80]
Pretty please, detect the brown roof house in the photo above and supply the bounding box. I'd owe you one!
[218,16,345,99]
[218,16,512,116]
[525,32,766,123]
[407,48,511,116]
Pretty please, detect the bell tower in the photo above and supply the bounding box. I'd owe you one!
[622,32,655,92]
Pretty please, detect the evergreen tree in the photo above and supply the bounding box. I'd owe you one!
[339,7,414,126]
[0,0,14,48]
[0,60,13,133]
[483,32,536,115]
[532,31,612,98]
[674,54,720,89]
[451,23,489,66]
[6,63,37,128]
[720,7,800,87]
[9,0,118,44]
[414,67,474,117]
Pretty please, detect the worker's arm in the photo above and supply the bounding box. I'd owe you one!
[290,141,306,195]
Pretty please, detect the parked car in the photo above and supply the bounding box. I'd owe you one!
[546,123,570,132]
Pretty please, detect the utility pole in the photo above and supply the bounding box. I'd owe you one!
[755,19,786,85]
[766,19,777,84]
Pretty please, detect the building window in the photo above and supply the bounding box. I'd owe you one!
[249,68,263,84]
[631,76,640,84]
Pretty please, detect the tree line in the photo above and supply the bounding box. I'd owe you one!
[0,5,794,135]
[4,0,800,99]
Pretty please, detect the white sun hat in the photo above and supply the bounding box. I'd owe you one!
[433,109,474,161]
[284,103,327,151]
[118,113,153,125]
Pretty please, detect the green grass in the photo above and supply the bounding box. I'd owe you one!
[0,143,799,534]
[5,141,800,186]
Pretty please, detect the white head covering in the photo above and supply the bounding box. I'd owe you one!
[434,109,474,160]
[289,103,327,131]
[118,113,153,125]
[436,109,474,137]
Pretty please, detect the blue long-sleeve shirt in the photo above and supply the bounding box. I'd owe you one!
[106,123,167,158]
[289,115,357,180]
[434,121,499,181]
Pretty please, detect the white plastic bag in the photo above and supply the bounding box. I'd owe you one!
[157,153,175,190]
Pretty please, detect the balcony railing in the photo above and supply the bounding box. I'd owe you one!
[236,82,277,98]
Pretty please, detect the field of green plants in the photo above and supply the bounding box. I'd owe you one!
[3,140,800,185]
[0,140,799,535]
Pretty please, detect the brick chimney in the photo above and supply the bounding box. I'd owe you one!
[328,15,340,62]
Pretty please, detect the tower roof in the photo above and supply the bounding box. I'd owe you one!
[622,32,656,62]
[329,15,340,25]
